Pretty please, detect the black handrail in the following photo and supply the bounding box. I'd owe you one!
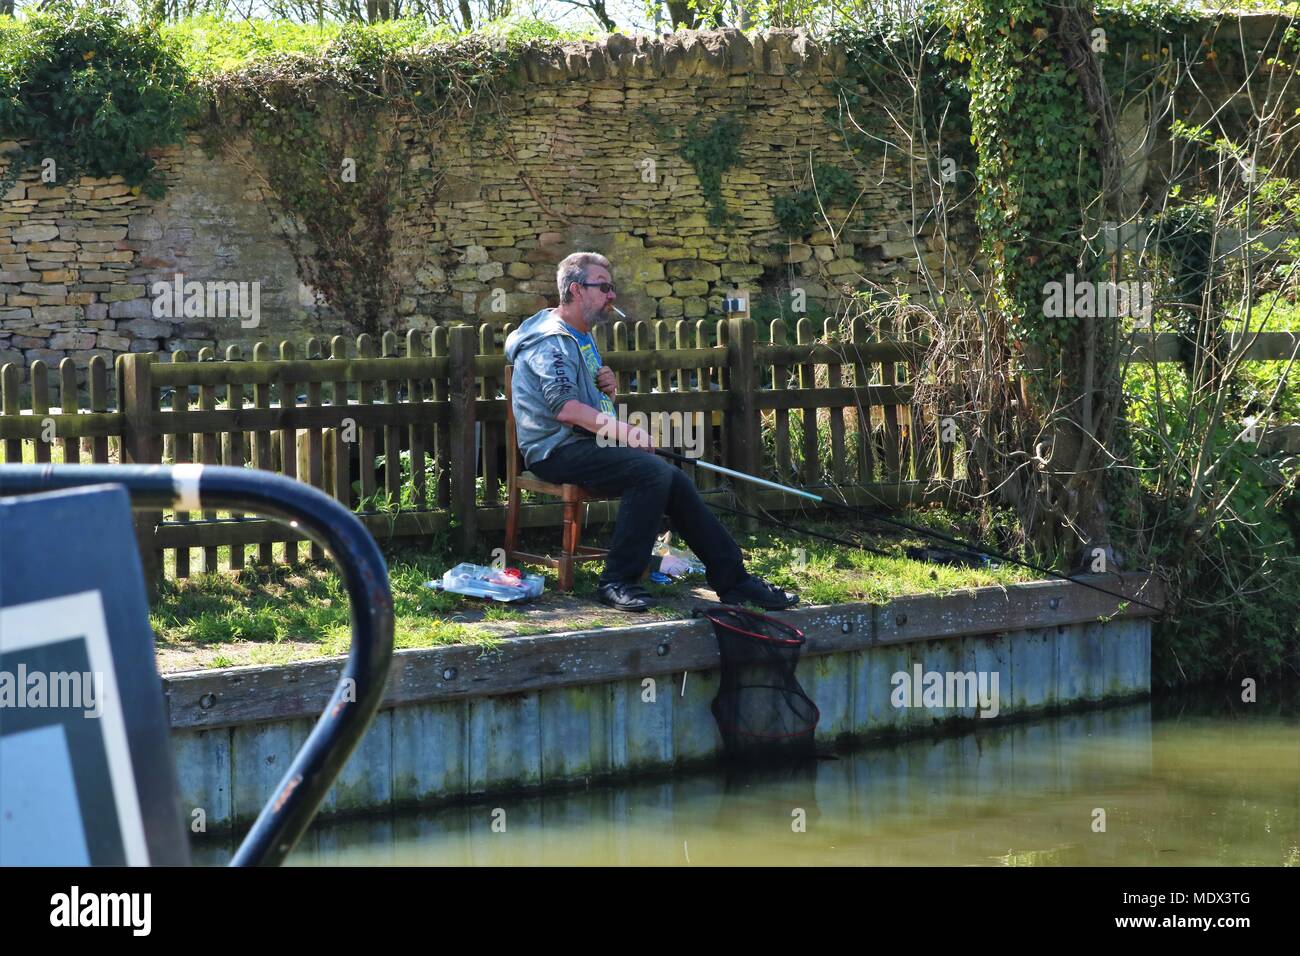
[0,464,395,867]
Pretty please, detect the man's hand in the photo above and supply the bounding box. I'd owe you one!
[596,365,617,399]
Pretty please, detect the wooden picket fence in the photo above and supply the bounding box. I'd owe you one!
[0,307,957,584]
[4,309,1295,585]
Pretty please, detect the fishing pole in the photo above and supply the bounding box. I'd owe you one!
[705,496,893,557]
[606,305,1155,609]
[653,447,1162,612]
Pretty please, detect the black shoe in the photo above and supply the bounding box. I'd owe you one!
[719,575,799,610]
[598,582,654,612]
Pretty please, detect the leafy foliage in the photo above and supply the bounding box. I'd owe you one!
[0,1,200,198]
[943,0,1101,355]
[773,163,860,237]
[200,23,526,336]
[679,113,746,229]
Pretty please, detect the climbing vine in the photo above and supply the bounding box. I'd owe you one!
[773,163,860,237]
[202,27,525,337]
[641,108,747,229]
[0,1,200,199]
[829,11,975,190]
[944,0,1104,356]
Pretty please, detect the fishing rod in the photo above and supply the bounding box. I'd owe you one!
[653,448,1162,612]
[705,496,893,557]
[606,305,1155,610]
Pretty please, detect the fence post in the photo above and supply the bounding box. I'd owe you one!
[726,311,759,529]
[119,352,161,595]
[447,324,478,556]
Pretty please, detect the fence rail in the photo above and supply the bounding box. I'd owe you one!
[2,314,1296,586]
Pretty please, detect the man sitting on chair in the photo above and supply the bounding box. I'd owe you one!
[503,251,799,613]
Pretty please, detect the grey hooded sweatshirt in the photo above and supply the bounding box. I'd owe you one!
[504,308,610,468]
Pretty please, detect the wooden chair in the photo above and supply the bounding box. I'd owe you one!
[503,365,612,591]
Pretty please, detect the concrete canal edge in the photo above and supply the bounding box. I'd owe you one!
[166,572,1162,832]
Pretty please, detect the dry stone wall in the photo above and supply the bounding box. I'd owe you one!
[4,18,1280,392]
[2,28,943,391]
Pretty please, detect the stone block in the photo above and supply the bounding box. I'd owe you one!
[68,349,113,365]
[109,299,157,320]
[102,284,146,302]
[22,283,66,297]
[24,348,65,365]
[13,225,58,243]
[672,279,710,296]
[878,238,920,256]
[96,333,130,351]
[825,259,861,277]
[724,241,752,264]
[415,263,446,286]
[76,226,128,242]
[657,296,684,318]
[31,305,80,323]
[665,259,721,281]
[120,317,173,338]
[165,338,216,354]
[49,332,97,350]
[479,292,545,317]
[516,279,554,295]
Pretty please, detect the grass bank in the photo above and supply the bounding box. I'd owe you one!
[151,513,1038,673]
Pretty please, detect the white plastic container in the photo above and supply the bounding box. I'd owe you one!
[438,563,544,602]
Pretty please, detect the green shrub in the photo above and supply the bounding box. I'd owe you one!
[0,1,200,198]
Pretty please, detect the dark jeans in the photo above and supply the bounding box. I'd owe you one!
[531,437,747,594]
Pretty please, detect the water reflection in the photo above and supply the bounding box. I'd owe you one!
[194,687,1300,866]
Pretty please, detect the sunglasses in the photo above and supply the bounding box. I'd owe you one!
[579,282,617,294]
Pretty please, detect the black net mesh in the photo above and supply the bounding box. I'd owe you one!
[697,606,820,764]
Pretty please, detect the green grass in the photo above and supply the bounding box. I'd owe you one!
[150,512,1038,672]
[161,14,602,78]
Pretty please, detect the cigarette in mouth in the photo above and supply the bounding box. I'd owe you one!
[611,306,628,319]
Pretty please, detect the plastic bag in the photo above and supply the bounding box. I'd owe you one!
[652,532,705,579]
[427,563,545,602]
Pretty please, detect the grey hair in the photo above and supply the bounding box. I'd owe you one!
[556,251,612,304]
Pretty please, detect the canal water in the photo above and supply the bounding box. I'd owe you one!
[197,686,1299,866]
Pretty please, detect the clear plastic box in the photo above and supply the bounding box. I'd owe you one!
[438,562,545,602]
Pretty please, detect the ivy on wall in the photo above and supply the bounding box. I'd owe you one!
[773,162,860,237]
[0,2,200,199]
[640,108,748,229]
[202,26,522,337]
[680,113,746,228]
[943,0,1102,356]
